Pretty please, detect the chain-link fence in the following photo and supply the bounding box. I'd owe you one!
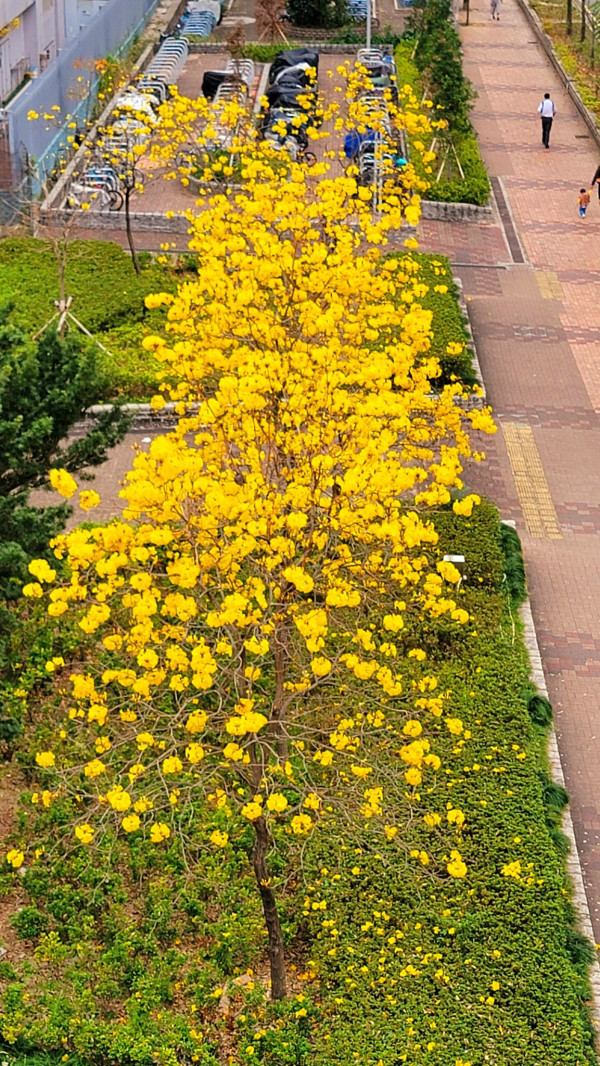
[5,0,162,186]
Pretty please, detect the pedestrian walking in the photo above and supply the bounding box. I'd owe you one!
[490,0,502,18]
[590,162,600,206]
[538,93,556,148]
[577,188,591,217]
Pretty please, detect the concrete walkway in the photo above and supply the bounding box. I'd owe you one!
[421,0,600,940]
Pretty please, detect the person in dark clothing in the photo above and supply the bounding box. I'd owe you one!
[591,163,600,204]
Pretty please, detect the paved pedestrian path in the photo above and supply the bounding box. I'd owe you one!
[427,0,600,940]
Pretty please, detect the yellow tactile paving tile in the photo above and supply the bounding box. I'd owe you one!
[502,423,562,539]
[535,270,564,301]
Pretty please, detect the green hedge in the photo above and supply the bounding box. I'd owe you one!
[388,252,477,388]
[432,133,490,206]
[295,504,594,1066]
[396,42,490,206]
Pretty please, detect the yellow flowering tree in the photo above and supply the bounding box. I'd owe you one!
[21,89,494,999]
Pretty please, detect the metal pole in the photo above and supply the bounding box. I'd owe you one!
[367,0,372,49]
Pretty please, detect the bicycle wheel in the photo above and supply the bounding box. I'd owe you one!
[109,189,124,211]
[302,151,317,167]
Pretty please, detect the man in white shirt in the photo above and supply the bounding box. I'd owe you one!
[538,93,556,148]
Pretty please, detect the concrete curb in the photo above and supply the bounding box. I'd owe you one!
[516,0,600,152]
[41,208,193,232]
[84,401,182,430]
[454,275,487,403]
[421,198,492,222]
[517,580,600,1031]
[189,42,360,54]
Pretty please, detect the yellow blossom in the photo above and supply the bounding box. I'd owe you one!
[106,786,131,812]
[150,821,171,843]
[79,490,100,511]
[35,751,55,768]
[447,850,467,878]
[49,468,77,499]
[242,800,263,821]
[291,813,313,835]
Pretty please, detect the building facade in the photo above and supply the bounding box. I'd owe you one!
[0,0,69,104]
[64,0,110,39]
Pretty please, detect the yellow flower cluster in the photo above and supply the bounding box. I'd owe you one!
[15,93,498,911]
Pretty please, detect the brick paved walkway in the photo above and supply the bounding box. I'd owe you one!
[442,0,600,939]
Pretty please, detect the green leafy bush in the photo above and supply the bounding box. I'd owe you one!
[395,40,490,205]
[410,0,475,133]
[286,0,346,27]
[433,133,491,205]
[529,693,553,727]
[500,521,527,603]
[11,906,49,940]
[387,252,477,388]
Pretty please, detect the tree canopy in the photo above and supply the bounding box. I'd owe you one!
[0,311,130,656]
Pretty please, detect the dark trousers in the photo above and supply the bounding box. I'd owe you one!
[541,116,553,147]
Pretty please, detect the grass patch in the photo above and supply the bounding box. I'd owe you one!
[0,502,594,1066]
[0,238,193,401]
[531,0,600,121]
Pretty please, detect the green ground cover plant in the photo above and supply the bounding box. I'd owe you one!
[0,502,595,1066]
[0,239,188,399]
[389,251,477,387]
[529,0,600,122]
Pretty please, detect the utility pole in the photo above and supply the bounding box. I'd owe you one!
[366,0,371,49]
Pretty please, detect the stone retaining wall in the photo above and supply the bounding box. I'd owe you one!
[421,198,492,222]
[188,42,360,54]
[40,208,192,233]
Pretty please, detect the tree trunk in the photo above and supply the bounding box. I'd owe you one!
[567,0,572,34]
[252,816,287,1000]
[57,241,66,309]
[270,619,289,760]
[581,0,586,41]
[124,186,141,276]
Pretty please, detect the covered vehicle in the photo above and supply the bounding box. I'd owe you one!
[266,83,316,112]
[268,48,319,85]
[343,128,379,159]
[263,108,310,149]
[202,70,238,99]
[271,62,316,88]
